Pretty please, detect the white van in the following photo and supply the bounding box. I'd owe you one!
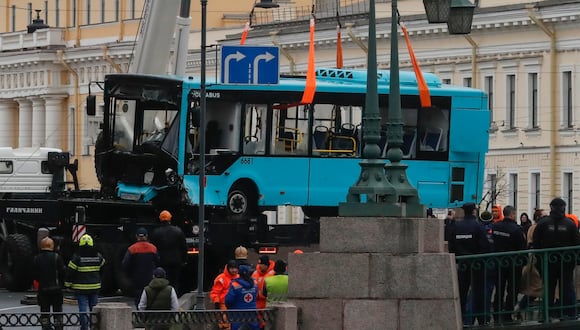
[0,147,65,193]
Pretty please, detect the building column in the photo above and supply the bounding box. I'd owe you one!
[29,96,46,147]
[0,99,17,147]
[15,98,33,148]
[43,94,67,149]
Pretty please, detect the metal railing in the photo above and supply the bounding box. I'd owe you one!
[133,309,276,328]
[0,312,99,328]
[252,0,369,26]
[456,245,580,328]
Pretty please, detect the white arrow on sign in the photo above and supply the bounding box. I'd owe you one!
[223,51,246,83]
[253,51,276,84]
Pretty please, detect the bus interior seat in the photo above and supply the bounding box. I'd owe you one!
[402,128,417,158]
[313,125,329,150]
[281,131,296,152]
[421,127,443,151]
[340,123,356,136]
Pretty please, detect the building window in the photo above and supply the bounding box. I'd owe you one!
[528,73,538,129]
[11,5,16,31]
[115,0,120,21]
[506,75,516,129]
[530,172,540,211]
[55,0,60,26]
[485,76,494,124]
[563,172,573,213]
[71,0,76,27]
[86,0,91,24]
[101,0,106,23]
[563,71,573,128]
[463,77,472,87]
[442,78,451,85]
[509,173,518,210]
[28,2,33,24]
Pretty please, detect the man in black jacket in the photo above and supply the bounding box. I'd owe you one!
[448,202,490,325]
[533,198,580,319]
[33,237,66,330]
[150,210,187,295]
[491,205,527,323]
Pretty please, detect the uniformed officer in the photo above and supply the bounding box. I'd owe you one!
[491,205,527,323]
[448,202,490,325]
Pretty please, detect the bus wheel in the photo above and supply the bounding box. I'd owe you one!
[0,233,34,292]
[227,185,256,221]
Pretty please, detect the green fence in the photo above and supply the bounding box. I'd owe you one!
[456,246,580,328]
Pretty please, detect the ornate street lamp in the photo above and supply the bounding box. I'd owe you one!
[447,0,476,34]
[339,0,476,217]
[423,0,451,24]
[254,0,279,9]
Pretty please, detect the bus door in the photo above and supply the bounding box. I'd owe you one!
[241,104,310,207]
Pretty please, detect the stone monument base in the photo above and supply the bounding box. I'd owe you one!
[288,216,461,330]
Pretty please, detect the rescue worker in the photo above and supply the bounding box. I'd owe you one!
[150,210,187,295]
[491,205,527,324]
[252,255,275,310]
[234,245,251,268]
[533,198,580,319]
[226,265,260,330]
[210,260,239,330]
[65,234,105,330]
[448,202,490,326]
[33,237,66,330]
[492,204,504,222]
[264,259,288,304]
[138,267,179,311]
[122,227,160,307]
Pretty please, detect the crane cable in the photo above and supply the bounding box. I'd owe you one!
[336,0,343,69]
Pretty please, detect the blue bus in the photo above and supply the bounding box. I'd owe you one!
[97,68,489,220]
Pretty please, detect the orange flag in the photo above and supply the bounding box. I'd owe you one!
[336,24,343,69]
[401,24,431,108]
[240,21,250,45]
[300,17,316,104]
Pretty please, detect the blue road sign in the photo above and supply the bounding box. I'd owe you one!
[221,45,279,85]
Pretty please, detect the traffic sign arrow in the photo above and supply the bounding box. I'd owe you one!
[223,51,246,84]
[253,51,276,84]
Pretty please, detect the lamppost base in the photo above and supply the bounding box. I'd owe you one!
[384,161,425,217]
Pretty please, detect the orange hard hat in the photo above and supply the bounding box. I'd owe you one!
[159,210,172,222]
[293,249,304,254]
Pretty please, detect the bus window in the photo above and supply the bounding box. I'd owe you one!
[271,104,308,155]
[243,105,267,155]
[312,104,360,157]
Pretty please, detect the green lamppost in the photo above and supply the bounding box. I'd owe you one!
[339,0,476,217]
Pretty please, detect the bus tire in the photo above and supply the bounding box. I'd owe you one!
[0,233,34,292]
[226,184,256,221]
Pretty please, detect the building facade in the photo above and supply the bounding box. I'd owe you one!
[1,0,579,217]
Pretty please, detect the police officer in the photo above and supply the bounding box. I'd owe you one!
[533,198,580,319]
[491,205,526,323]
[448,202,490,326]
[150,210,187,295]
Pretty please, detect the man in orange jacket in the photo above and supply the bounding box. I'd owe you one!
[210,260,239,310]
[252,255,275,310]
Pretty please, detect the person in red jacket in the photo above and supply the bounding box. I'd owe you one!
[251,255,275,310]
[210,260,239,310]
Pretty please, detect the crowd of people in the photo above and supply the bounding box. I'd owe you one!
[210,246,291,330]
[31,209,187,330]
[445,198,580,325]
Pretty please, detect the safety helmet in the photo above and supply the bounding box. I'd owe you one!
[293,249,304,255]
[234,246,248,259]
[79,234,94,247]
[40,237,54,251]
[159,210,172,222]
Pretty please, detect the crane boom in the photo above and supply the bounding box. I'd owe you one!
[129,0,182,74]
